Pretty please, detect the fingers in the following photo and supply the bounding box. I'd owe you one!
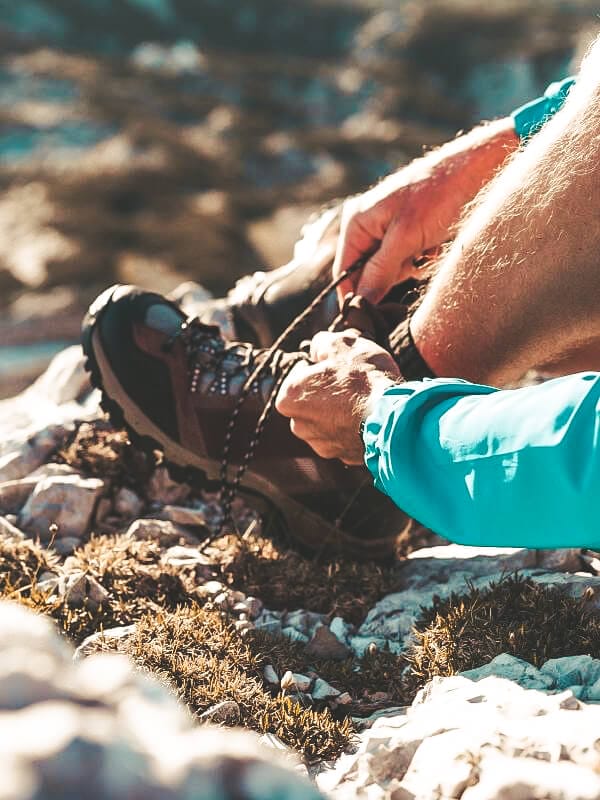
[356,225,410,303]
[333,204,377,307]
[310,330,359,362]
[275,360,315,417]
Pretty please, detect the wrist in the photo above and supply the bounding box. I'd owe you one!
[356,373,398,432]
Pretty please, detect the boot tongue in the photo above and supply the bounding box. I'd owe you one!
[328,294,408,350]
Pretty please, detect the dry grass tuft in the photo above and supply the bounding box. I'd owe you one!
[221,533,400,626]
[57,420,156,489]
[111,604,355,763]
[405,574,600,693]
[0,532,60,593]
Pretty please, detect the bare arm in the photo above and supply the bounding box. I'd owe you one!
[334,117,519,304]
[411,44,600,384]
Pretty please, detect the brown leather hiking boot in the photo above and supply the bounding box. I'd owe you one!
[195,205,341,350]
[192,203,428,352]
[82,284,410,559]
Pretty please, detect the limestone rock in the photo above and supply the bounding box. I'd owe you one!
[63,572,109,611]
[540,655,596,690]
[74,625,136,660]
[161,545,213,578]
[0,423,68,482]
[0,601,322,799]
[311,678,341,701]
[329,616,352,645]
[306,626,351,661]
[0,514,25,539]
[282,627,309,644]
[461,653,555,691]
[113,487,143,518]
[126,517,198,546]
[281,671,312,693]
[264,665,279,686]
[19,473,105,540]
[322,673,600,799]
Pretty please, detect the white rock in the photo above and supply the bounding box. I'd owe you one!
[263,665,279,686]
[161,545,210,569]
[461,654,555,691]
[281,671,312,693]
[323,673,600,799]
[196,580,226,599]
[462,752,600,800]
[0,601,322,799]
[74,625,136,660]
[114,487,143,518]
[126,517,198,546]
[311,678,340,701]
[540,655,595,690]
[255,618,282,635]
[243,596,263,619]
[63,572,109,611]
[213,591,233,610]
[0,514,25,539]
[282,627,309,644]
[329,616,352,645]
[19,474,105,541]
[0,424,69,483]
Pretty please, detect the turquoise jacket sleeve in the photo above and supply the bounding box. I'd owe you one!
[511,76,576,139]
[363,373,600,549]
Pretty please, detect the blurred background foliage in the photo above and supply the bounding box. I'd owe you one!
[0,0,598,394]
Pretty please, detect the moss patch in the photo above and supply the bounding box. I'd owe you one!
[0,533,60,594]
[56,420,156,490]
[404,574,600,694]
[220,532,400,626]
[103,604,355,763]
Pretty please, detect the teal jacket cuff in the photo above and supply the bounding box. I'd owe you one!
[511,76,576,140]
[363,374,600,549]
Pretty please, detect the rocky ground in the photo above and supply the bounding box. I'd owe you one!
[4,341,600,798]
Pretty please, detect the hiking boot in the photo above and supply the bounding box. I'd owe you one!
[194,204,341,350]
[192,202,430,352]
[81,284,411,559]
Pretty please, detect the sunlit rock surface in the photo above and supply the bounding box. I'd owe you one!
[0,601,323,800]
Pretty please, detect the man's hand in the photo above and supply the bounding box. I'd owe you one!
[333,118,519,305]
[275,330,400,464]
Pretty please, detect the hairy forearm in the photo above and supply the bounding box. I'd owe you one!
[411,44,600,384]
[372,117,519,244]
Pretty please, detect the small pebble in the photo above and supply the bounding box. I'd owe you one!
[263,665,279,686]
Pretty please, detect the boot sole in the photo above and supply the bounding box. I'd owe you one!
[81,286,398,559]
